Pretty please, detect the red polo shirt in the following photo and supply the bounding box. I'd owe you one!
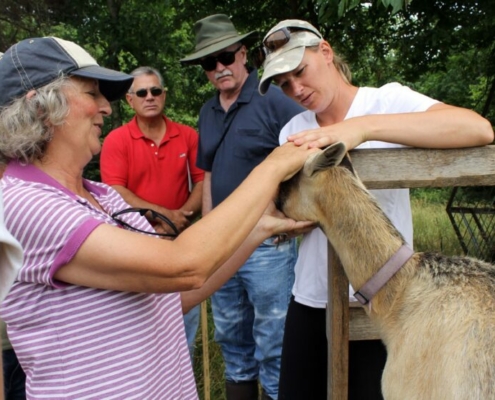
[100,116,204,210]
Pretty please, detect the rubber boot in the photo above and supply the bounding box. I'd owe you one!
[225,380,259,400]
[261,388,275,400]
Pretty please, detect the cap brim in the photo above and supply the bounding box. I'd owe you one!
[180,31,258,65]
[258,46,305,95]
[70,65,134,102]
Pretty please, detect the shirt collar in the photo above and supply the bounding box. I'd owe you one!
[129,115,178,141]
[236,68,258,104]
[4,160,108,200]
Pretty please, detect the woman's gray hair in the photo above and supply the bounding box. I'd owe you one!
[129,66,164,90]
[0,76,71,165]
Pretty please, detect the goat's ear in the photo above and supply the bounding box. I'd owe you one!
[339,153,355,174]
[303,142,347,176]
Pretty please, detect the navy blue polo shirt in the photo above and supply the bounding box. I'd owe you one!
[197,69,304,207]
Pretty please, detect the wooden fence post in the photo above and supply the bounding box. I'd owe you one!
[201,301,210,400]
[327,245,349,400]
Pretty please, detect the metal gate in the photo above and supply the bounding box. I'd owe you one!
[446,186,495,262]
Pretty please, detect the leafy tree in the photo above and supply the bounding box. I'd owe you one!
[1,0,494,179]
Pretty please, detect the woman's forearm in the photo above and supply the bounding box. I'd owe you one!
[55,143,317,294]
[180,225,266,313]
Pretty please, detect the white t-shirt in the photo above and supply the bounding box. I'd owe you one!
[0,189,22,303]
[280,83,438,308]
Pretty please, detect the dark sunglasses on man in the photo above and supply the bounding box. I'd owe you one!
[129,87,164,98]
[199,45,243,71]
[251,26,322,69]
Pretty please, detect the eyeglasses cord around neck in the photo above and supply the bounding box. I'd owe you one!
[111,207,179,238]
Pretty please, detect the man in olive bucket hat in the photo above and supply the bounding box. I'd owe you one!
[181,14,305,400]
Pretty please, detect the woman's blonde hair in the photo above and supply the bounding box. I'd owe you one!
[308,45,352,84]
[0,76,71,165]
[333,54,352,84]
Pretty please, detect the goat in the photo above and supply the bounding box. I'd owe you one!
[277,142,495,400]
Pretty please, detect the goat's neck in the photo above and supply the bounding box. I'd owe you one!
[316,174,405,305]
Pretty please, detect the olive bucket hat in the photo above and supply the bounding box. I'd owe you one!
[180,14,258,64]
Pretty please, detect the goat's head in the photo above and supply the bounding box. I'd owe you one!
[277,141,355,222]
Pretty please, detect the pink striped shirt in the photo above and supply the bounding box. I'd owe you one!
[0,161,198,399]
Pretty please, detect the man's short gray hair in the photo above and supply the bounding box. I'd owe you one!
[129,66,164,90]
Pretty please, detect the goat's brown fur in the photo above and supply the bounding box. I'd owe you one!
[278,142,495,399]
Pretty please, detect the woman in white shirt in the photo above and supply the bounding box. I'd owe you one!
[257,19,494,400]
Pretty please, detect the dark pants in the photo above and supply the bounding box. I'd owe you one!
[3,348,26,400]
[278,297,386,400]
[349,340,387,399]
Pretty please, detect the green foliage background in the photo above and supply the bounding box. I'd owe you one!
[2,1,494,397]
[3,0,495,136]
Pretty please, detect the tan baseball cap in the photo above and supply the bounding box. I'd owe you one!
[259,20,322,95]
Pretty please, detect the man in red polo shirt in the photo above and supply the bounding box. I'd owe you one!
[100,66,204,357]
[100,66,204,235]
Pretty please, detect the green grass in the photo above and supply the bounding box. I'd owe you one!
[191,189,465,399]
[191,301,225,400]
[411,196,463,255]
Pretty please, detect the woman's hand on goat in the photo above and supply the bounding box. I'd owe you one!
[263,142,320,182]
[286,119,368,151]
[285,103,495,151]
[261,201,316,244]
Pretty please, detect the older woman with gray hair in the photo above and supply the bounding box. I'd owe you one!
[0,37,315,399]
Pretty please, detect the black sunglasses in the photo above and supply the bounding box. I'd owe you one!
[251,27,321,69]
[129,87,164,98]
[111,207,179,238]
[199,45,243,71]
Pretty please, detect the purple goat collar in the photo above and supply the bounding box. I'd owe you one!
[354,245,414,306]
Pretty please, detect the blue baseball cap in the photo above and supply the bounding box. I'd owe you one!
[0,37,133,107]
